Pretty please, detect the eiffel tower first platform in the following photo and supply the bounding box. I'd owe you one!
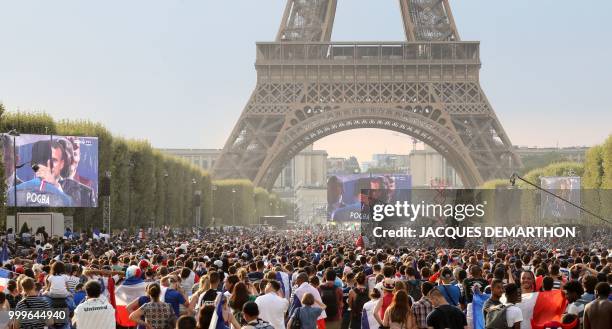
[213,0,521,189]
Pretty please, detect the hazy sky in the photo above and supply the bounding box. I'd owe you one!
[1,1,611,164]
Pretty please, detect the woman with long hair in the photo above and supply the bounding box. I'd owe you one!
[229,282,256,324]
[130,283,176,329]
[382,290,418,329]
[196,298,241,329]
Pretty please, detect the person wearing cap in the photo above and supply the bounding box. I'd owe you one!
[373,278,395,327]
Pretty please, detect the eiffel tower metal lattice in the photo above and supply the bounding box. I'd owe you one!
[213,0,521,189]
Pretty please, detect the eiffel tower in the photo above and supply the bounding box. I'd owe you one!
[213,0,521,189]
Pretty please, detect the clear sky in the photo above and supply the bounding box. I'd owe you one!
[1,0,611,164]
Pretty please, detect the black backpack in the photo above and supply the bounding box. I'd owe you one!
[320,285,339,319]
[291,307,302,329]
[485,304,511,329]
[405,280,422,302]
[351,287,369,318]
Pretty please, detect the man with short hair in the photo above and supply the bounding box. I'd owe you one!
[426,288,467,329]
[254,280,289,329]
[242,301,274,329]
[73,280,115,328]
[483,279,504,321]
[583,282,612,329]
[437,267,461,307]
[412,281,435,329]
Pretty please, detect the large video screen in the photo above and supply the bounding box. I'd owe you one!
[327,174,411,221]
[2,134,98,207]
[540,176,580,219]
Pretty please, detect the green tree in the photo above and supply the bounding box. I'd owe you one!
[583,145,604,189]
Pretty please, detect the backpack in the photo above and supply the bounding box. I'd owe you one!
[485,304,511,329]
[405,280,422,302]
[290,307,302,329]
[320,285,339,319]
[351,287,369,318]
[244,319,274,329]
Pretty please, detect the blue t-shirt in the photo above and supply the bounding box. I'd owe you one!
[437,284,461,306]
[164,289,185,316]
[73,291,86,306]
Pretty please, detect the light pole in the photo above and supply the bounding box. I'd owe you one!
[163,171,169,226]
[5,129,21,208]
[104,170,112,235]
[211,185,217,228]
[128,160,135,231]
[192,178,201,228]
[231,188,236,226]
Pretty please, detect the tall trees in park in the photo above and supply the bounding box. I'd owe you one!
[0,110,284,231]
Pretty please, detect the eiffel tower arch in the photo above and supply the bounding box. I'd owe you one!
[213,0,521,189]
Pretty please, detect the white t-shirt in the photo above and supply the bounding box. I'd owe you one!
[362,299,380,329]
[505,305,523,328]
[255,292,289,329]
[73,297,116,329]
[180,270,195,297]
[48,274,70,296]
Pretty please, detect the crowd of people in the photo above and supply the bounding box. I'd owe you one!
[0,225,610,329]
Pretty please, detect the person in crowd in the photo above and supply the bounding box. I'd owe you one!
[176,315,197,329]
[362,288,381,329]
[254,280,288,329]
[425,287,467,329]
[382,290,418,329]
[411,282,434,329]
[319,269,344,329]
[72,280,115,328]
[73,283,87,306]
[0,292,10,329]
[241,302,274,329]
[583,282,612,329]
[287,293,325,329]
[436,267,461,307]
[347,272,369,329]
[5,279,22,309]
[14,277,52,329]
[229,282,256,325]
[129,282,177,329]
[161,274,191,317]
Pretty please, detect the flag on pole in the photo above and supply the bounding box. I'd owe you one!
[0,242,9,265]
[471,291,490,329]
[36,249,43,264]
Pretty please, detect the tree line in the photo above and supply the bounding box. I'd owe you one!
[0,107,289,231]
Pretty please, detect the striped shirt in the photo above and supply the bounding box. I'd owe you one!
[15,296,51,329]
[66,275,81,293]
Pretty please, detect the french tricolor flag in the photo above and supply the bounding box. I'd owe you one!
[114,267,146,327]
[0,268,10,293]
